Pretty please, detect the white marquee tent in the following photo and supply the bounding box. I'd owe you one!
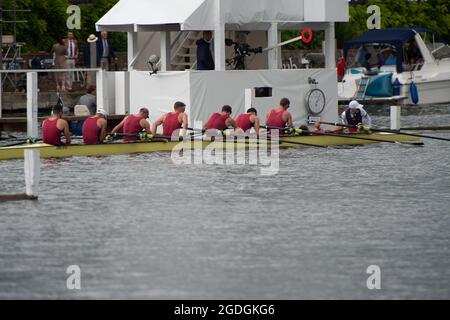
[97,0,349,32]
[95,0,349,128]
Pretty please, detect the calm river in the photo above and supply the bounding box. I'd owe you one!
[1,105,449,299]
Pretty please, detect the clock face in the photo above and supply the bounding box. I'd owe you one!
[307,89,326,115]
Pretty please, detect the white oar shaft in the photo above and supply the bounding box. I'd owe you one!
[263,35,303,52]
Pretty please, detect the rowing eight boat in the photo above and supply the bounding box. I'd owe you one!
[0,133,421,161]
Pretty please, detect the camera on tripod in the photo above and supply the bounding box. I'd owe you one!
[225,38,263,70]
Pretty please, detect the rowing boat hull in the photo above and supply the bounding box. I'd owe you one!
[0,133,421,161]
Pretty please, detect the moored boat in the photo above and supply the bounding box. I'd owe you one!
[339,28,450,105]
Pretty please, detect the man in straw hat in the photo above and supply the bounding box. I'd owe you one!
[84,34,99,86]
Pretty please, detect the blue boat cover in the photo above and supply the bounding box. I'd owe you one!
[344,28,431,73]
[365,73,393,97]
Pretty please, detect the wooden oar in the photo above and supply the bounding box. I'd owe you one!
[264,126,424,146]
[320,122,450,142]
[302,130,424,146]
[0,134,18,141]
[187,128,206,134]
[259,127,327,148]
[1,141,29,148]
[1,138,43,148]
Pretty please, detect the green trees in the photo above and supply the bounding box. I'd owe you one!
[336,0,450,48]
[1,0,448,53]
[1,0,125,53]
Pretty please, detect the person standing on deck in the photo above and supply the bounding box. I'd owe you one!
[204,105,237,132]
[97,31,116,71]
[196,31,215,71]
[51,37,67,92]
[42,104,71,146]
[340,100,372,133]
[266,98,293,134]
[82,109,108,145]
[152,102,188,138]
[64,31,79,91]
[111,108,152,142]
[235,108,260,137]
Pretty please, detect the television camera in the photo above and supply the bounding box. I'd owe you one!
[225,38,263,70]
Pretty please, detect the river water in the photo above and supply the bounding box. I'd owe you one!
[0,105,449,299]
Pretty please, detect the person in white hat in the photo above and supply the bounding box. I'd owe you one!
[82,108,108,145]
[84,34,99,86]
[339,100,372,133]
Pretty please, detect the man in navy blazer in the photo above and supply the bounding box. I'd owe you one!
[196,31,215,71]
[97,31,116,70]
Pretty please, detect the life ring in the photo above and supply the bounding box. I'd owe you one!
[301,28,313,44]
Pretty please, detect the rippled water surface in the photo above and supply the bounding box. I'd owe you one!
[1,105,449,299]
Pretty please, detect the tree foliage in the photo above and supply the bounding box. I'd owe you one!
[0,0,125,53]
[336,0,450,48]
[2,0,449,53]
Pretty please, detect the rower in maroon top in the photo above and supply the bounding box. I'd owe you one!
[152,101,188,139]
[235,108,260,136]
[266,98,293,134]
[42,104,71,146]
[111,108,152,142]
[82,109,108,145]
[204,105,237,132]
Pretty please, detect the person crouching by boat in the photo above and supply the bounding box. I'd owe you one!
[42,104,71,146]
[235,108,260,137]
[111,108,152,142]
[340,100,372,133]
[314,101,372,134]
[204,105,237,136]
[82,109,108,145]
[266,98,293,135]
[151,101,188,139]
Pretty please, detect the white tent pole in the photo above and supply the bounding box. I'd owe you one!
[214,0,226,71]
[96,70,109,113]
[127,32,138,71]
[160,31,171,72]
[324,22,336,69]
[268,23,279,69]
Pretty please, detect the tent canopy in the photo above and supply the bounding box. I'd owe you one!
[96,0,349,32]
[344,28,431,72]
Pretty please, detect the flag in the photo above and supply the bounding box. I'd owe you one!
[56,94,64,109]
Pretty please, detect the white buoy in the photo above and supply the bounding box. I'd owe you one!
[25,72,40,199]
[390,105,401,131]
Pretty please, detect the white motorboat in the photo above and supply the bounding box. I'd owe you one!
[339,28,450,105]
